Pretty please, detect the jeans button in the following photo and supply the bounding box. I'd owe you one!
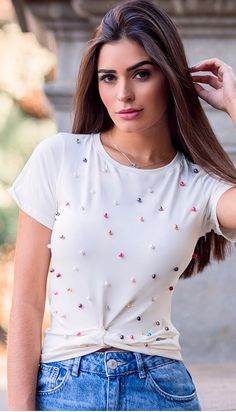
[107,359,118,369]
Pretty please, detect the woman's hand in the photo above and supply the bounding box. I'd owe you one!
[190,58,236,121]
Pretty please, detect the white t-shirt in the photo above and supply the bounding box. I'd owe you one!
[6,132,236,362]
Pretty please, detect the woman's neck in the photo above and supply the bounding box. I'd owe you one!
[103,126,176,165]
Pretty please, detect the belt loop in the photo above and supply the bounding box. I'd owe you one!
[72,356,82,377]
[134,352,146,379]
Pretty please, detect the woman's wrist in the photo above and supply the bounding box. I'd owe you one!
[226,97,236,126]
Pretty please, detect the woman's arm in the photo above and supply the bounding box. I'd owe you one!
[7,210,52,410]
[190,57,236,126]
[191,58,236,230]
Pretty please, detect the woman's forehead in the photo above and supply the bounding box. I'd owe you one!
[97,38,149,69]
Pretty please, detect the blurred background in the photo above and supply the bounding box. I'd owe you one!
[0,0,236,410]
[0,0,57,408]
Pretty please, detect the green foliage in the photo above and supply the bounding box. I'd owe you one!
[0,206,18,245]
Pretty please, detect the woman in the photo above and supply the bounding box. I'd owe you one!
[6,0,236,410]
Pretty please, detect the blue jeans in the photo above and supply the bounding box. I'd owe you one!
[36,351,202,411]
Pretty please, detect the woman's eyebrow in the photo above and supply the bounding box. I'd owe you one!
[127,60,154,71]
[98,60,154,74]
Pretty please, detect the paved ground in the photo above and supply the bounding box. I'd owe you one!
[1,363,236,410]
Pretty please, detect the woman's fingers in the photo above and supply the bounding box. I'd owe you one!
[190,57,225,70]
[190,57,236,114]
[190,58,232,80]
[191,66,218,77]
[190,60,220,76]
[193,83,210,100]
[191,74,222,89]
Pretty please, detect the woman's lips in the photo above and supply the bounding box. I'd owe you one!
[116,109,143,120]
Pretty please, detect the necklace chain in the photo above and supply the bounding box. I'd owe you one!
[110,141,137,167]
[109,134,175,169]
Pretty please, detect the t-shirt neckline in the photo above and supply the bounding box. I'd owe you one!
[93,132,182,174]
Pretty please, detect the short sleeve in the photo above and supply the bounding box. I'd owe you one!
[202,172,236,242]
[6,133,64,229]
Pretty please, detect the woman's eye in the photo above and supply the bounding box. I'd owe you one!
[135,71,150,80]
[99,74,116,83]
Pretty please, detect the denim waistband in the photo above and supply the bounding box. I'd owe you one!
[54,351,178,379]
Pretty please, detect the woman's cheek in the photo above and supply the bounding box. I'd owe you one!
[99,86,113,112]
[149,82,169,109]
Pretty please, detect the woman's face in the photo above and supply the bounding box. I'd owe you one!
[97,38,169,134]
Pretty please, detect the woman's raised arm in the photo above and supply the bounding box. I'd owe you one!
[190,57,236,125]
[7,210,52,410]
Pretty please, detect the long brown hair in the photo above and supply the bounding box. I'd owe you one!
[72,0,236,279]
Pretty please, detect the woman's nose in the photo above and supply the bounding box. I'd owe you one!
[117,81,134,102]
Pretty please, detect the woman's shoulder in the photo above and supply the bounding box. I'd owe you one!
[181,152,233,191]
[34,132,94,156]
[38,131,94,146]
[180,152,204,177]
[181,152,211,177]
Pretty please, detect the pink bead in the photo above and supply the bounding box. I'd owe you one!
[179,181,185,187]
[118,252,124,258]
[191,206,197,212]
[140,216,144,222]
[60,235,65,239]
[56,273,62,278]
[169,286,174,291]
[130,335,134,340]
[108,229,113,235]
[192,253,198,259]
[104,212,109,218]
[76,332,81,336]
[54,291,59,295]
[131,277,136,283]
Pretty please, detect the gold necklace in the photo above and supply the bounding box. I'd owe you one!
[109,134,175,169]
